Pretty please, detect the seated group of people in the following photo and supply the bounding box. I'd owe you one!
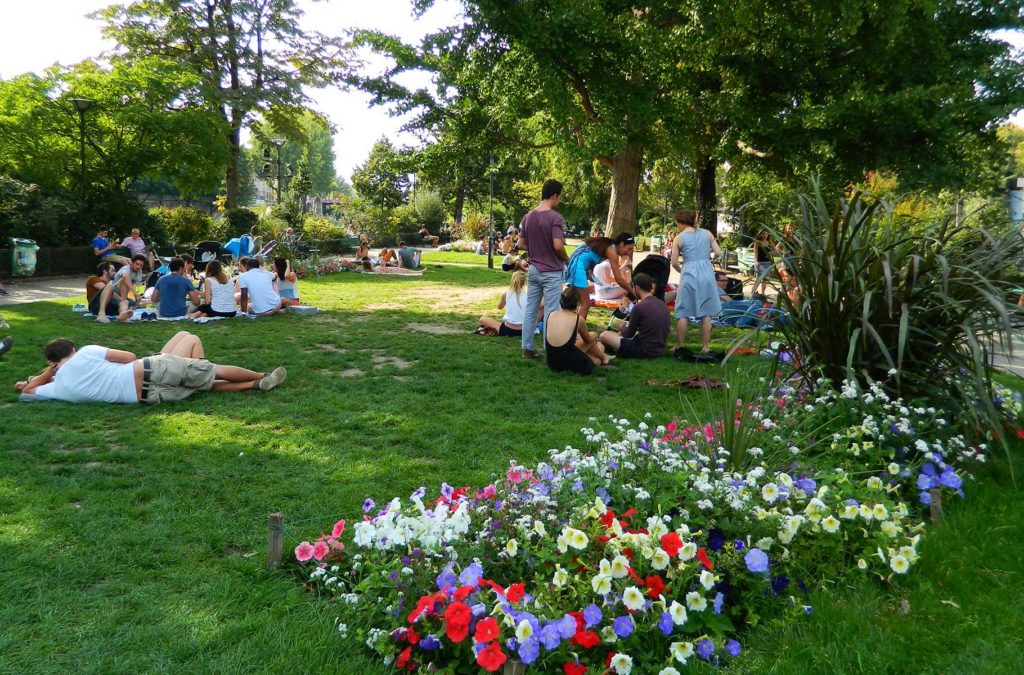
[86,254,301,322]
[355,236,421,271]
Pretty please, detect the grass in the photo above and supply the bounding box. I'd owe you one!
[0,263,1021,673]
[420,245,575,266]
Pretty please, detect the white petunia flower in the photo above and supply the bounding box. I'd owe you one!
[623,586,646,611]
[552,565,568,588]
[669,600,688,625]
[699,570,716,591]
[671,641,695,663]
[592,574,613,595]
[609,653,633,674]
[515,619,534,641]
[821,516,841,533]
[685,591,707,612]
[611,555,631,578]
[890,555,910,574]
[505,539,518,557]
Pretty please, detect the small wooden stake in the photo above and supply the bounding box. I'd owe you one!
[928,489,943,524]
[267,512,284,570]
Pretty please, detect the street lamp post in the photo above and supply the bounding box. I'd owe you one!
[70,98,93,197]
[262,138,290,204]
[487,154,495,269]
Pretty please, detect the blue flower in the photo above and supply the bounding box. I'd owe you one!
[697,638,715,660]
[435,564,457,591]
[362,498,376,513]
[657,612,673,635]
[471,603,486,616]
[539,624,562,650]
[771,574,789,595]
[708,527,725,551]
[744,547,769,573]
[939,469,962,491]
[713,592,725,614]
[459,562,484,587]
[733,539,746,551]
[583,604,603,628]
[596,487,611,503]
[919,490,932,505]
[557,614,577,639]
[571,479,584,492]
[608,460,619,470]
[517,636,540,664]
[538,463,554,481]
[612,615,634,638]
[725,639,741,657]
[420,635,441,651]
[795,476,816,493]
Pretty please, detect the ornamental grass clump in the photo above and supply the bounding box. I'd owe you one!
[772,183,1024,443]
[294,377,1008,673]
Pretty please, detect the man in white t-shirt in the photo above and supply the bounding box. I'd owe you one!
[237,257,283,315]
[15,332,286,404]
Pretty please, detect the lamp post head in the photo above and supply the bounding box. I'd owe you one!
[271,138,286,149]
[70,98,94,113]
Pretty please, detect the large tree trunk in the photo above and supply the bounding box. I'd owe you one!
[695,155,717,236]
[224,114,243,209]
[605,143,643,237]
[452,185,467,224]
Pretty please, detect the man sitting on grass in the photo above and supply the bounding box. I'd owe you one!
[237,257,283,315]
[15,331,286,404]
[599,273,670,359]
[88,262,133,323]
[152,258,201,318]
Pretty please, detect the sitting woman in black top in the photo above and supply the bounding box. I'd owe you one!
[544,286,613,375]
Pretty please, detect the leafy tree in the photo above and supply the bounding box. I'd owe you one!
[96,0,347,208]
[251,110,339,197]
[351,138,411,211]
[414,191,447,230]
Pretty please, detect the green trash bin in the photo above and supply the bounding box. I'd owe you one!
[10,238,40,277]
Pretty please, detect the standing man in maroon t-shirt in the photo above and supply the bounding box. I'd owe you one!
[517,179,569,358]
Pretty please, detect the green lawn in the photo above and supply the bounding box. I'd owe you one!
[0,265,1020,673]
[420,245,576,266]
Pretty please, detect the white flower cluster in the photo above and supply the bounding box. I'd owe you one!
[352,497,472,551]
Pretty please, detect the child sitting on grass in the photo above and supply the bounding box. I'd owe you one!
[477,271,531,337]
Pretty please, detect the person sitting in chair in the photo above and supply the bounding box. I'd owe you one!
[122,228,156,269]
[15,332,286,404]
[92,228,131,266]
[714,271,764,327]
[417,225,440,247]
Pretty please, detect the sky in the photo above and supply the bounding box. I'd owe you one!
[0,2,1021,183]
[0,0,463,181]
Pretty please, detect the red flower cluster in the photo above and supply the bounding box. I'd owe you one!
[564,662,587,675]
[443,601,471,642]
[476,641,507,672]
[660,532,682,557]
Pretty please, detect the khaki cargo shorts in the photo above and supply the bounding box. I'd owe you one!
[141,354,217,404]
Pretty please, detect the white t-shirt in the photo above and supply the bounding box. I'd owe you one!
[593,260,626,299]
[502,289,526,325]
[113,265,146,290]
[34,345,138,404]
[208,278,237,313]
[238,268,280,314]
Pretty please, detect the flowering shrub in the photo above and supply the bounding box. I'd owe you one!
[294,255,359,278]
[294,379,1007,672]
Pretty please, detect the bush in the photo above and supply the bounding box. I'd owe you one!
[150,206,213,246]
[774,182,1024,435]
[458,212,490,241]
[394,203,418,231]
[415,191,447,231]
[212,207,258,241]
[302,214,346,240]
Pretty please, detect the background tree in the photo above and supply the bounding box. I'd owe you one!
[96,0,347,208]
[351,138,411,213]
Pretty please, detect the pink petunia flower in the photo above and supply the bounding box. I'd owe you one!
[332,519,347,538]
[295,541,315,562]
[312,540,329,560]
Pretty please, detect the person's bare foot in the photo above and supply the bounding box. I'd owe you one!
[602,355,616,366]
[700,346,710,354]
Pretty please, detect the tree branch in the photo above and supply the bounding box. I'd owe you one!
[737,140,773,158]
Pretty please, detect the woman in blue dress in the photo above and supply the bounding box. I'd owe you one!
[563,234,635,319]
[670,210,723,353]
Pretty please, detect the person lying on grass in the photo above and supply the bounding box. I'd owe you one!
[599,272,670,359]
[14,331,286,404]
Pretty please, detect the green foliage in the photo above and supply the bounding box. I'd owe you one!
[212,208,259,241]
[414,191,447,230]
[268,201,304,228]
[0,176,76,246]
[458,212,490,241]
[302,214,346,241]
[351,138,410,210]
[150,206,213,246]
[393,204,418,231]
[774,182,1024,441]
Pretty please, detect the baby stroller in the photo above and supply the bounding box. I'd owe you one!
[195,240,231,265]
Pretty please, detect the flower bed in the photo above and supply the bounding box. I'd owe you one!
[294,378,1013,672]
[294,255,360,278]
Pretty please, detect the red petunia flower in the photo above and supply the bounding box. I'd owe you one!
[600,509,616,528]
[396,646,413,670]
[645,574,666,598]
[505,582,526,603]
[564,662,587,675]
[405,627,420,644]
[626,567,643,584]
[476,641,507,672]
[697,547,714,570]
[453,585,476,602]
[660,532,682,557]
[444,601,472,643]
[570,630,601,649]
[475,617,500,643]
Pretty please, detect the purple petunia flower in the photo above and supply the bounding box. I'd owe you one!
[596,487,611,503]
[919,490,933,505]
[435,564,457,590]
[505,637,518,652]
[517,637,540,664]
[411,486,426,500]
[658,612,673,636]
[612,615,634,638]
[459,562,484,587]
[733,539,746,551]
[771,574,790,595]
[707,528,725,551]
[539,624,562,650]
[583,604,603,628]
[713,592,725,614]
[557,614,577,639]
[362,498,376,513]
[697,638,715,660]
[725,639,741,657]
[420,635,441,651]
[440,483,454,499]
[744,548,769,573]
[571,479,584,492]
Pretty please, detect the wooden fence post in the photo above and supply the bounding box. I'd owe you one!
[928,489,943,524]
[267,512,284,570]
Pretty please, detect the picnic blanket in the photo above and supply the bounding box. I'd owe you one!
[362,268,424,276]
